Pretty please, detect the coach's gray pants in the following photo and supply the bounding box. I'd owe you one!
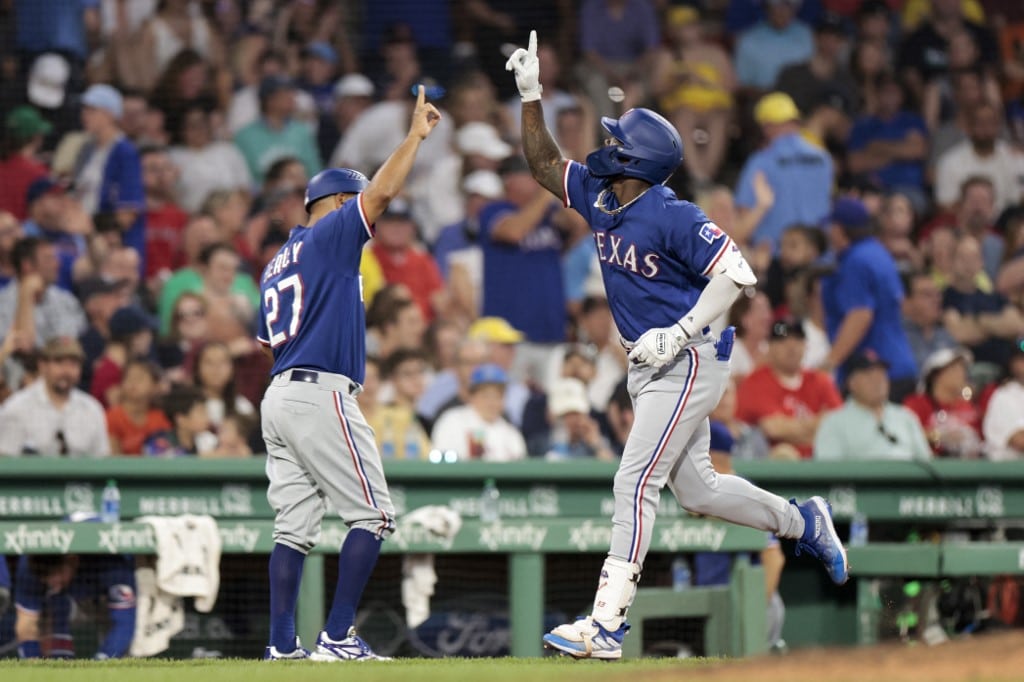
[612,339,804,565]
[262,370,395,554]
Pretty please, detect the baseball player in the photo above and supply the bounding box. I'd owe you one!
[14,554,136,659]
[506,31,848,659]
[258,86,441,661]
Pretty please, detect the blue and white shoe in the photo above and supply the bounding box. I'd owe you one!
[543,617,630,660]
[310,626,392,661]
[792,496,850,585]
[263,637,310,660]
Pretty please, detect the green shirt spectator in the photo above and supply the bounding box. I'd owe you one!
[814,352,932,461]
[233,75,321,184]
[158,243,260,335]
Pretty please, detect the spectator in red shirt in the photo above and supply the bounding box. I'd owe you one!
[105,360,170,455]
[370,198,446,322]
[903,347,983,457]
[0,106,50,221]
[90,305,157,408]
[140,145,188,285]
[736,319,843,459]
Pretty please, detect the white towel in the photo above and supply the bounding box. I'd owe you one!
[398,506,462,628]
[129,566,185,657]
[137,515,222,612]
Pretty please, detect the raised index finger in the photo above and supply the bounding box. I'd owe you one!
[416,84,425,107]
[528,30,537,57]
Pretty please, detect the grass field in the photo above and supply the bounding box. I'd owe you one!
[3,632,1024,682]
[0,657,710,682]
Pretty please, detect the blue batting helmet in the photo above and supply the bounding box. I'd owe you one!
[585,108,684,185]
[304,168,370,211]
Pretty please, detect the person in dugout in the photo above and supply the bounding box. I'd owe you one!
[14,553,136,659]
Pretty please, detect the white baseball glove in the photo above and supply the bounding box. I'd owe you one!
[504,30,543,102]
[628,324,690,368]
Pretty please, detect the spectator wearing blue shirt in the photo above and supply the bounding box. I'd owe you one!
[298,42,339,120]
[73,85,146,276]
[735,92,833,251]
[725,0,822,36]
[14,0,98,65]
[734,0,815,91]
[479,156,568,385]
[577,0,661,119]
[847,73,929,206]
[821,198,918,400]
[941,234,1024,372]
[22,178,85,293]
[433,170,504,282]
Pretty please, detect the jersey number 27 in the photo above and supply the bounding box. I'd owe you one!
[264,274,304,347]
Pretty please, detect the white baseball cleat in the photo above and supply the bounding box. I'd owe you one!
[309,626,392,661]
[542,616,630,660]
[262,637,310,660]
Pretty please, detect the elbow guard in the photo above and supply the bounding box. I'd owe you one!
[711,241,757,287]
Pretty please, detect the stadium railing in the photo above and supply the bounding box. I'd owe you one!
[2,458,1024,655]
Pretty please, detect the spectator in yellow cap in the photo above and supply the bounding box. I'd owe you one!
[462,316,530,428]
[652,5,735,186]
[733,92,833,253]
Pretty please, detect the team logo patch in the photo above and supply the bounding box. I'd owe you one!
[698,222,724,244]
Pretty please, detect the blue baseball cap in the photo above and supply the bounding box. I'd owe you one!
[109,305,157,339]
[304,41,338,65]
[470,363,508,389]
[25,176,65,205]
[81,84,123,120]
[829,197,871,232]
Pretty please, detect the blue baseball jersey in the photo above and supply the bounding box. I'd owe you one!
[821,237,918,383]
[14,555,136,613]
[562,161,736,342]
[258,195,373,383]
[479,200,566,343]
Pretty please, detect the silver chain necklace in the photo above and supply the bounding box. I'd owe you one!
[594,187,653,216]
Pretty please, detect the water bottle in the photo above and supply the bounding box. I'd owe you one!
[849,512,868,547]
[101,479,121,523]
[404,426,421,460]
[671,556,692,591]
[479,478,500,523]
[380,417,396,459]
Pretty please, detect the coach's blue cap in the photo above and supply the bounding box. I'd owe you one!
[470,363,508,389]
[829,197,871,232]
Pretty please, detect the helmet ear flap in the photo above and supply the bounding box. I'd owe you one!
[585,145,626,178]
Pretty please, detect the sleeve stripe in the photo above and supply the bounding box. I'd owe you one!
[256,336,270,346]
[358,194,374,238]
[702,237,734,277]
[562,161,573,208]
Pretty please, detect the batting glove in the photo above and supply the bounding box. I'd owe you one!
[505,30,543,102]
[628,324,689,368]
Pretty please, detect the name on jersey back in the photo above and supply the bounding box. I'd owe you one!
[263,242,305,282]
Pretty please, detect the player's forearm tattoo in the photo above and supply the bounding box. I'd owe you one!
[522,101,565,200]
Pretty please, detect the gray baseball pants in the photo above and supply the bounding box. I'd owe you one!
[612,338,804,565]
[262,369,395,554]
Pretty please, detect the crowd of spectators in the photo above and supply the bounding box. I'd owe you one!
[0,0,1023,464]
